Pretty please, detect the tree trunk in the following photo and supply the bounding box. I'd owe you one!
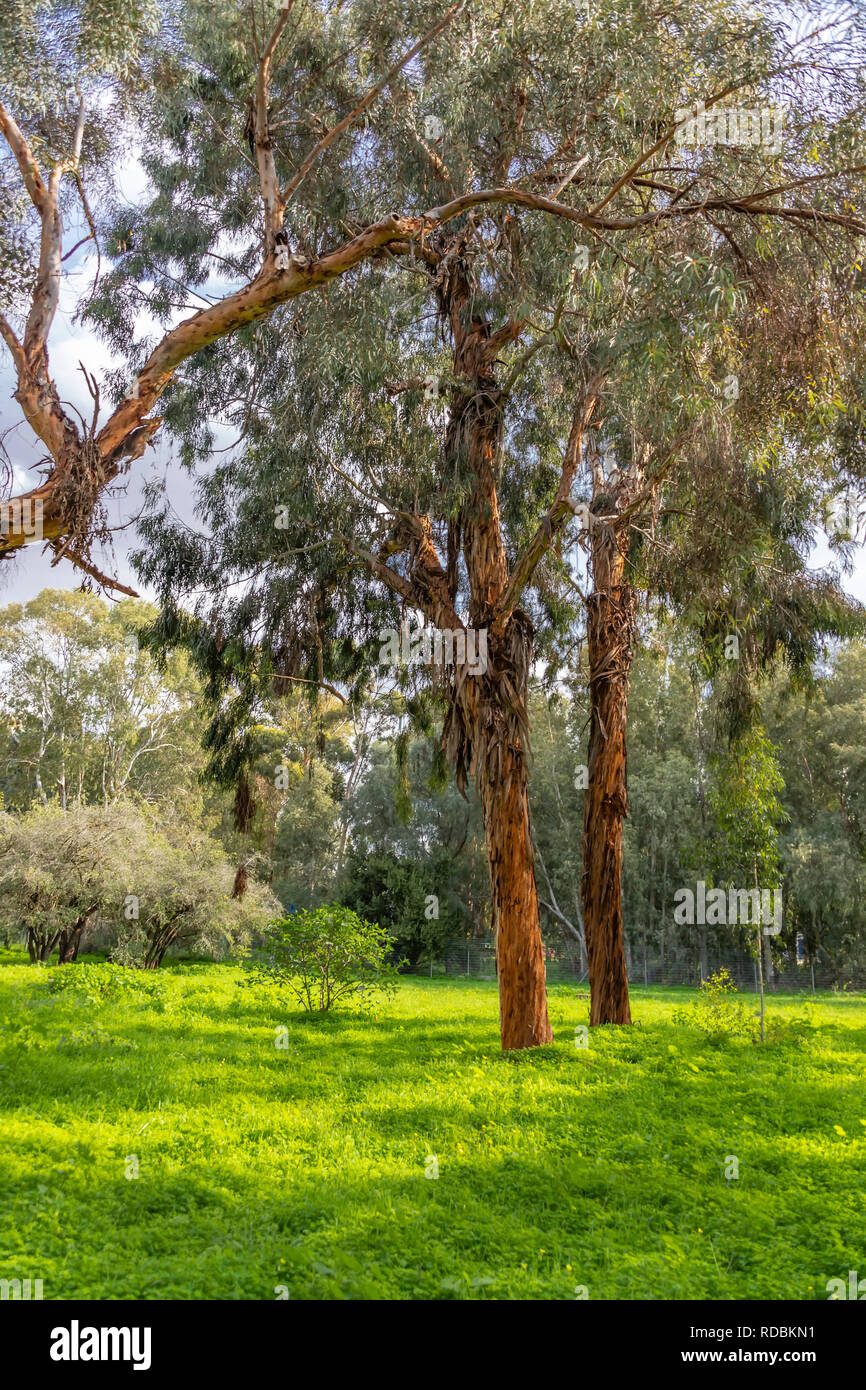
[476,624,553,1050]
[699,928,709,985]
[754,860,765,1041]
[38,934,59,963]
[582,504,634,1026]
[58,910,92,963]
[431,254,552,1051]
[57,924,82,963]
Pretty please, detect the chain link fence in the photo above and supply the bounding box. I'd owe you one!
[404,941,866,992]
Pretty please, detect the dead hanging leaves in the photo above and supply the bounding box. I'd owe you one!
[50,436,111,561]
[442,606,534,804]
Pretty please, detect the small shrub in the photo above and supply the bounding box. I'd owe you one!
[253,905,404,1012]
[759,1008,814,1047]
[672,968,754,1041]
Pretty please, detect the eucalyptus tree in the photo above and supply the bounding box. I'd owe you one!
[529,2,866,1023]
[5,0,866,1043]
[0,588,204,812]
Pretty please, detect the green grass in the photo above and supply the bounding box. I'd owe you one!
[1,950,864,1300]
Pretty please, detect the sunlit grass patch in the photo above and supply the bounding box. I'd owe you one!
[0,957,863,1300]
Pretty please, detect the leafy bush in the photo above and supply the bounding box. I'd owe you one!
[760,1008,814,1047]
[673,968,754,1041]
[254,905,403,1012]
[46,961,164,1004]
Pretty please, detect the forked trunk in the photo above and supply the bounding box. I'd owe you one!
[582,508,634,1026]
[57,925,82,963]
[58,910,92,963]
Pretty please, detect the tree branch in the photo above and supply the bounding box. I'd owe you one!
[0,99,50,213]
[47,540,139,597]
[493,373,604,631]
[254,3,293,248]
[270,672,348,704]
[1,113,862,567]
[0,313,26,376]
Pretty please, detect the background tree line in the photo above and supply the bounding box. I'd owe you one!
[2,587,865,983]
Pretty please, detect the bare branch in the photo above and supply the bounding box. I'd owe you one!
[253,3,295,247]
[425,184,866,237]
[0,99,51,213]
[0,313,26,376]
[270,672,347,704]
[47,540,139,597]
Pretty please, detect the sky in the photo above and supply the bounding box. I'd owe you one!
[0,157,233,609]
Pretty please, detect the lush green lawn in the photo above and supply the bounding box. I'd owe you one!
[1,951,864,1300]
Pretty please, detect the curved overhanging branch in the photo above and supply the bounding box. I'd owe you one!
[1,83,864,574]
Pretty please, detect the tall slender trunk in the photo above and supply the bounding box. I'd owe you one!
[435,256,552,1050]
[754,858,765,1041]
[661,843,669,982]
[476,618,552,1050]
[582,505,634,1026]
[699,928,709,985]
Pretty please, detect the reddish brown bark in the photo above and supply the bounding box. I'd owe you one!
[476,618,553,1050]
[582,504,635,1026]
[412,247,552,1050]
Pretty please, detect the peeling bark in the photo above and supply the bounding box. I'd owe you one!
[435,252,552,1050]
[476,616,553,1049]
[582,494,635,1026]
